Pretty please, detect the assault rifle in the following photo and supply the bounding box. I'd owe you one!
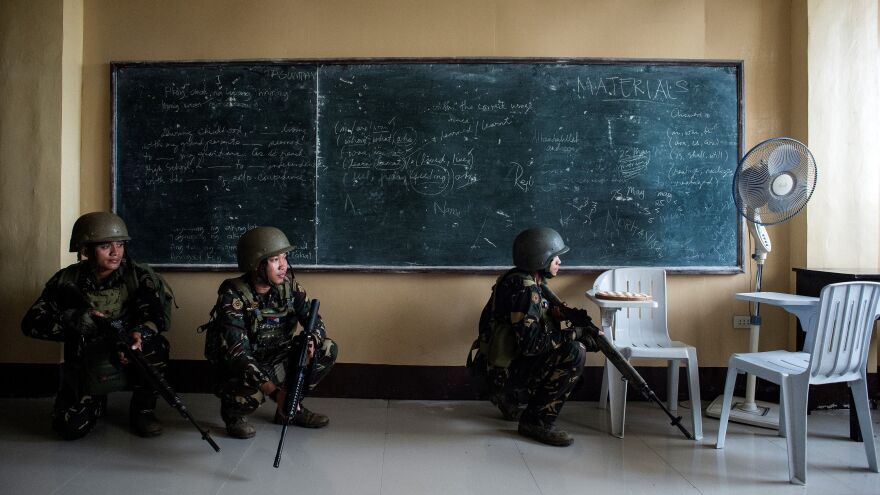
[557,305,694,440]
[273,298,320,468]
[58,283,221,452]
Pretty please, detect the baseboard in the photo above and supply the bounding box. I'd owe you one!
[2,361,876,407]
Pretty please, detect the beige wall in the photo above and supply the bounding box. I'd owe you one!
[7,0,860,371]
[0,0,79,364]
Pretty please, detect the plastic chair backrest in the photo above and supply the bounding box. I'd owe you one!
[808,282,880,384]
[594,268,672,348]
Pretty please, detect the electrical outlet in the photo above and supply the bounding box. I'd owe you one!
[733,315,751,329]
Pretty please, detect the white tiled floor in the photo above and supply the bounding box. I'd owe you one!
[0,394,877,494]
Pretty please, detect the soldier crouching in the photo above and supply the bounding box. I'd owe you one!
[476,227,588,446]
[202,226,337,439]
[21,212,170,440]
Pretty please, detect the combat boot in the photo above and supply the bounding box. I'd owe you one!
[221,406,256,439]
[225,416,256,439]
[490,392,524,421]
[131,409,163,437]
[130,391,162,437]
[274,404,329,428]
[517,421,574,447]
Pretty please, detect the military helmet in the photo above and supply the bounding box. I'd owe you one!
[236,226,293,272]
[69,212,131,252]
[512,227,569,271]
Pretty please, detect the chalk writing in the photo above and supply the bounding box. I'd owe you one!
[114,61,741,269]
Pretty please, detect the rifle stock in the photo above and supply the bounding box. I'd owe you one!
[558,305,693,440]
[58,283,221,452]
[273,298,320,468]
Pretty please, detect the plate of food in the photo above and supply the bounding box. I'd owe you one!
[593,290,652,301]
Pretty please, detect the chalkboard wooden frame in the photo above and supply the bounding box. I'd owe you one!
[111,58,744,274]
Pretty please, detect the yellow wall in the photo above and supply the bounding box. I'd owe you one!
[5,0,845,370]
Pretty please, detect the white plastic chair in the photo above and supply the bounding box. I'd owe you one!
[715,281,880,485]
[594,268,702,440]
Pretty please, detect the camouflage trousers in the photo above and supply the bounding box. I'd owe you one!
[52,334,170,440]
[503,340,586,426]
[217,338,338,418]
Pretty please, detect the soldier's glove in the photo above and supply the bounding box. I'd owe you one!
[130,324,155,342]
[573,326,602,353]
[60,308,99,338]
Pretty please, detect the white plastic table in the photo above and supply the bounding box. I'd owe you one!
[735,291,820,350]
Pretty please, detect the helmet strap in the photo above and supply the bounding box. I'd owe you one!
[79,245,94,263]
[252,259,272,289]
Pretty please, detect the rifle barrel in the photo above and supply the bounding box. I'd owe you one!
[273,299,320,468]
[561,305,694,440]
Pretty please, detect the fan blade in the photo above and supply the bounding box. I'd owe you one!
[766,142,804,175]
[736,163,770,210]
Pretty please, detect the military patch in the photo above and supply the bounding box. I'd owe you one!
[531,292,540,304]
[143,277,155,290]
[231,298,244,310]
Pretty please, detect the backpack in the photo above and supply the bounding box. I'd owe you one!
[465,270,522,374]
[134,261,176,331]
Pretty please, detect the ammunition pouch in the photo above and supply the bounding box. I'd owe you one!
[81,341,127,395]
[251,321,292,365]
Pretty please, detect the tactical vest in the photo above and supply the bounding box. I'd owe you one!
[57,263,134,395]
[202,277,296,366]
[58,263,132,319]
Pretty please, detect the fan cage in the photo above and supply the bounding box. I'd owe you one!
[733,137,817,225]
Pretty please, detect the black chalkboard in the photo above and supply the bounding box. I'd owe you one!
[112,59,743,272]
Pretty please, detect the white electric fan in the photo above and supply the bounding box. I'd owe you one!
[705,137,818,428]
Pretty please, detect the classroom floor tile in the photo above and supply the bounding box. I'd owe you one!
[0,395,877,494]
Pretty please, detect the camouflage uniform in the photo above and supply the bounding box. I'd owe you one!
[21,260,170,440]
[205,272,337,420]
[488,270,585,427]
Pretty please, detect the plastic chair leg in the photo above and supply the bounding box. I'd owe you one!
[715,365,739,449]
[849,379,879,472]
[598,359,609,409]
[778,393,787,438]
[607,360,628,438]
[781,376,809,485]
[667,359,680,413]
[684,350,702,440]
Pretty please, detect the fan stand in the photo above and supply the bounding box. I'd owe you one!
[706,224,780,429]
